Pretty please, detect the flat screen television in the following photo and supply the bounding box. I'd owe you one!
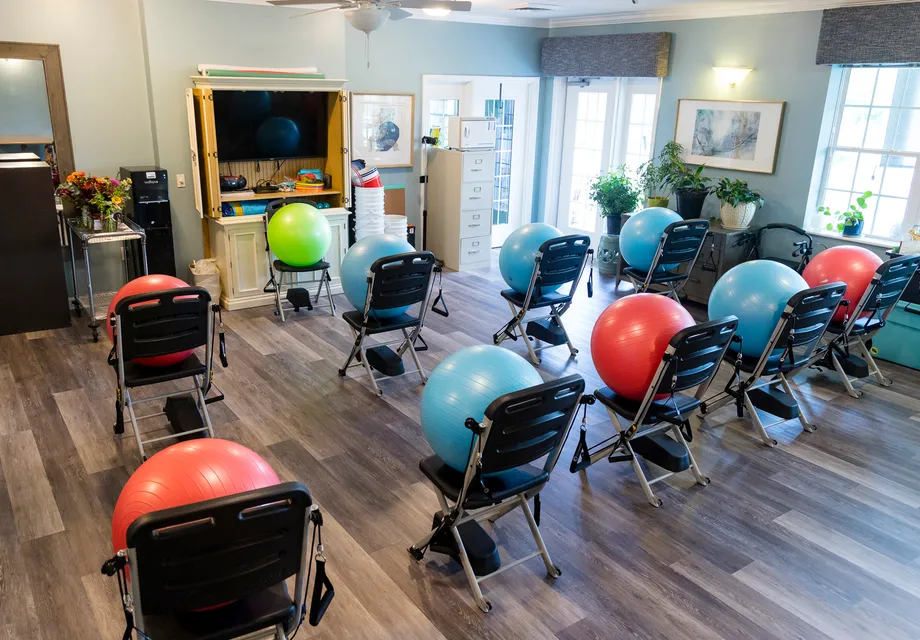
[212,90,327,162]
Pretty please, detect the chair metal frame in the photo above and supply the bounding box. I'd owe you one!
[747,222,814,274]
[339,251,437,397]
[624,219,710,301]
[493,235,592,365]
[111,288,221,461]
[570,318,738,507]
[699,283,847,447]
[263,199,336,321]
[408,375,585,613]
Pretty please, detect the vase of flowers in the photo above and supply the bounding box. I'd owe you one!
[91,176,131,232]
[56,172,132,231]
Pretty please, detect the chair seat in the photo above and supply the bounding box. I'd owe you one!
[140,582,294,640]
[623,267,686,284]
[121,353,206,388]
[826,316,884,337]
[594,387,700,424]
[419,455,548,510]
[724,348,786,375]
[500,288,572,310]
[342,310,420,334]
[274,259,329,273]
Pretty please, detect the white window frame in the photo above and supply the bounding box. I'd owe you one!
[808,66,920,245]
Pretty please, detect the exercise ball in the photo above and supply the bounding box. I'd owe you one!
[341,234,414,318]
[620,207,682,272]
[106,274,193,367]
[499,223,563,294]
[421,345,543,474]
[592,294,695,401]
[708,260,808,357]
[802,245,882,322]
[267,203,331,267]
[111,439,279,554]
[256,116,300,157]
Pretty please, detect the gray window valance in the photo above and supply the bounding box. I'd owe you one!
[817,4,920,65]
[541,33,671,78]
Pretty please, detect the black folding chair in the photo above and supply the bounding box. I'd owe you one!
[493,235,592,365]
[102,482,334,640]
[699,283,846,447]
[748,223,814,273]
[263,199,336,321]
[623,219,710,301]
[338,251,437,397]
[109,288,227,461]
[409,375,585,612]
[821,254,920,398]
[570,318,738,507]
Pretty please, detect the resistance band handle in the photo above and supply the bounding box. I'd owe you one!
[309,557,335,626]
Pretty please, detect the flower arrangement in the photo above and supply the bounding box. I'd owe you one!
[57,172,132,231]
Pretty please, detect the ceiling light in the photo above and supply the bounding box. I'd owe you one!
[423,7,451,16]
[713,67,752,88]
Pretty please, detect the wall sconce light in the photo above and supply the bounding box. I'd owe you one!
[713,66,753,88]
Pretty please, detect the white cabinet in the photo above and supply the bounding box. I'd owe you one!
[207,208,348,310]
[428,147,495,272]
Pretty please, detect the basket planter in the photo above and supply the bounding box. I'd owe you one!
[647,196,669,209]
[719,201,758,230]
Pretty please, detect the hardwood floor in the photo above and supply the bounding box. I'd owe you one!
[2,263,920,639]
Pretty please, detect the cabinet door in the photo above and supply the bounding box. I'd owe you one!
[186,89,204,217]
[192,88,221,219]
[228,226,270,299]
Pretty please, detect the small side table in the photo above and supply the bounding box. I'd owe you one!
[67,218,148,341]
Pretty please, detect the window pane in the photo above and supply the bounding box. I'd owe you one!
[630,94,646,124]
[872,196,907,238]
[820,190,853,218]
[827,150,858,190]
[873,68,899,107]
[853,153,884,195]
[846,68,877,105]
[880,155,916,198]
[894,108,920,152]
[904,69,920,108]
[644,94,656,123]
[838,107,869,147]
[863,108,890,149]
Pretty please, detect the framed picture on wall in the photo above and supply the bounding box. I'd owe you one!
[674,99,786,174]
[350,92,415,168]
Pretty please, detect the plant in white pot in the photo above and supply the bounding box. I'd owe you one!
[714,178,763,230]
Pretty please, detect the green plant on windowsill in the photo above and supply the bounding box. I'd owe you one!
[590,166,640,234]
[820,190,873,235]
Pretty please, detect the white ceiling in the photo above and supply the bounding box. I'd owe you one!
[213,0,918,27]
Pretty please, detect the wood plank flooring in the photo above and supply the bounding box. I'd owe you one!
[2,261,920,639]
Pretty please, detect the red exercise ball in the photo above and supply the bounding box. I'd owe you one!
[107,274,193,367]
[802,245,882,322]
[591,294,695,401]
[111,439,280,555]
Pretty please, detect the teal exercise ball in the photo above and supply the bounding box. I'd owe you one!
[341,234,414,318]
[499,223,563,295]
[708,260,808,357]
[267,203,331,268]
[421,345,543,474]
[620,207,682,272]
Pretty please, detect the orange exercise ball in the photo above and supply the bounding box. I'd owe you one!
[107,274,193,367]
[111,439,280,555]
[802,245,882,322]
[591,294,695,401]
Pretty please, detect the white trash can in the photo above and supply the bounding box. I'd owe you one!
[189,259,222,305]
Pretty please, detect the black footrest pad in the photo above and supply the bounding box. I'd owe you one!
[366,345,405,377]
[837,353,870,378]
[429,513,501,576]
[526,318,567,345]
[286,287,312,310]
[630,433,690,473]
[164,396,206,441]
[748,386,800,420]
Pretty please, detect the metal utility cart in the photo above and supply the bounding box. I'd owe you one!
[67,217,148,341]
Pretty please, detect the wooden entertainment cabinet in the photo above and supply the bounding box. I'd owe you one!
[187,76,351,310]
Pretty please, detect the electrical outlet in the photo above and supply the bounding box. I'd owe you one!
[176,174,186,188]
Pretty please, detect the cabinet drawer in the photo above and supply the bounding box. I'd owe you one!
[462,152,494,183]
[460,182,491,210]
[460,235,490,265]
[460,209,491,239]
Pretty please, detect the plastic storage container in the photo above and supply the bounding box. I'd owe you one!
[871,301,920,370]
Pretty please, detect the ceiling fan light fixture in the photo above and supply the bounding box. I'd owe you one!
[423,7,451,16]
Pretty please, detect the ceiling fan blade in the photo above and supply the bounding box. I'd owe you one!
[397,0,472,11]
[387,6,412,20]
[270,0,339,6]
[289,4,350,19]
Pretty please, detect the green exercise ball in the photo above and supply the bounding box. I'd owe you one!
[267,203,332,267]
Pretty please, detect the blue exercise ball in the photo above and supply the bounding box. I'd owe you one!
[708,260,809,357]
[256,117,301,157]
[421,345,543,474]
[620,207,682,272]
[341,234,414,318]
[499,223,563,295]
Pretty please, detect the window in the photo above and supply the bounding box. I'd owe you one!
[428,99,458,148]
[486,99,514,226]
[811,67,920,241]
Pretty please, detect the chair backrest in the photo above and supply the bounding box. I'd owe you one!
[534,235,591,289]
[115,288,211,361]
[650,219,710,271]
[763,283,847,368]
[847,254,920,331]
[477,374,585,476]
[126,482,312,615]
[265,198,317,223]
[366,251,436,314]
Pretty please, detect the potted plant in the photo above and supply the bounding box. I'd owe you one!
[57,172,132,231]
[590,166,640,235]
[714,178,764,230]
[666,150,712,220]
[820,190,873,237]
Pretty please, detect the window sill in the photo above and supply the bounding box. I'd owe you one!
[807,229,898,250]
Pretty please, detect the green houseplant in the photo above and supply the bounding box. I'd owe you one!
[666,149,712,220]
[637,143,683,208]
[714,178,764,230]
[590,166,640,235]
[820,190,873,237]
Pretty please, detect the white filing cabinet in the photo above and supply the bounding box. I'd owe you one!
[207,208,349,310]
[427,147,494,272]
